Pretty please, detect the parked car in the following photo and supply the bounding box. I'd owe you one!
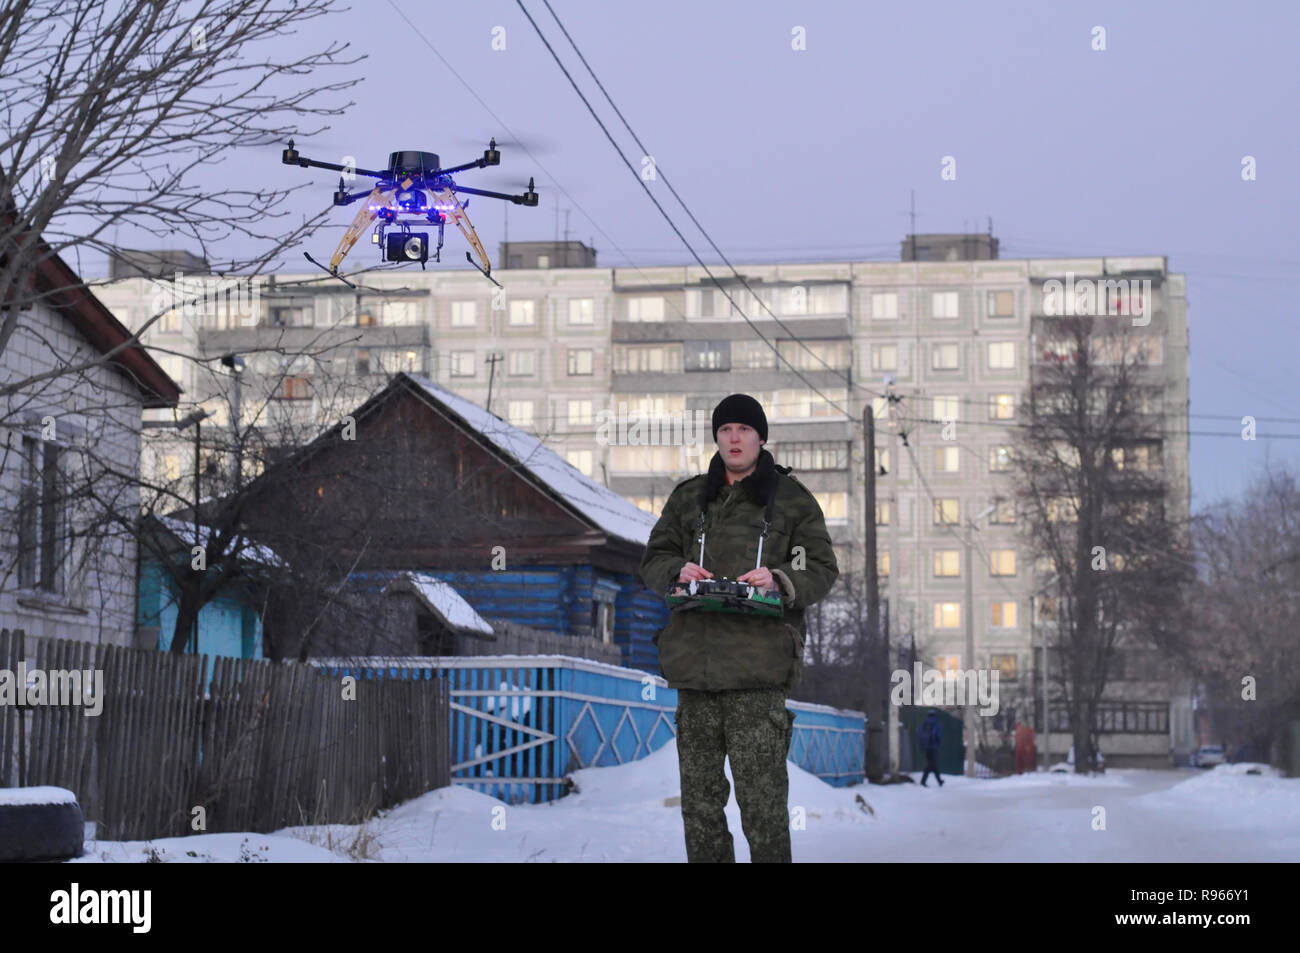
[1192,745,1226,768]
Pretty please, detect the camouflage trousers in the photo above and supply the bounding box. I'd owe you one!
[674,687,796,863]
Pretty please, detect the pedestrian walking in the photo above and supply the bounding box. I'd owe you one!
[639,394,839,862]
[919,708,944,787]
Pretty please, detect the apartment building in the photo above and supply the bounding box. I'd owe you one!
[95,234,1192,765]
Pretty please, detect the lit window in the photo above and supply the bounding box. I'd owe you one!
[989,550,1017,576]
[990,654,1018,680]
[507,401,535,428]
[627,296,665,322]
[872,343,898,371]
[991,602,1017,628]
[568,298,594,324]
[536,254,549,269]
[936,654,962,676]
[875,447,890,473]
[932,291,959,319]
[988,342,1016,370]
[878,551,890,577]
[933,550,961,577]
[933,498,960,524]
[875,501,891,526]
[566,449,593,476]
[990,498,1016,524]
[933,396,959,422]
[509,300,536,326]
[567,349,594,376]
[871,292,898,319]
[932,343,959,370]
[450,300,476,327]
[934,604,961,629]
[813,491,848,520]
[989,393,1015,419]
[933,446,960,473]
[568,400,593,426]
[989,446,1013,472]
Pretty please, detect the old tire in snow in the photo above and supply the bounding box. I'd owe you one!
[0,787,85,861]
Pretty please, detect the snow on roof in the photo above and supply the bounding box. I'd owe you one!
[386,572,495,635]
[404,375,660,547]
[157,516,284,567]
[0,786,79,806]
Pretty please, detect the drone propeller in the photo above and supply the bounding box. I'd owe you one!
[445,132,558,157]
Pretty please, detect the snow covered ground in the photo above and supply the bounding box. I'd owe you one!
[70,745,1298,862]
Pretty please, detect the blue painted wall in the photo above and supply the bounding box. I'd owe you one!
[136,558,264,659]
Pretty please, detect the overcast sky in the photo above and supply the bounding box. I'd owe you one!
[108,0,1300,507]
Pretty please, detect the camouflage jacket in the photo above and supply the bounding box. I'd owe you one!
[639,449,839,692]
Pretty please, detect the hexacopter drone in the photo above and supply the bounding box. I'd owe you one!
[282,138,538,287]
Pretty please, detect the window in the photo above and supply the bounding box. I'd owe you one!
[871,291,898,319]
[989,393,1015,419]
[17,437,66,592]
[991,602,1017,628]
[989,550,1017,576]
[933,446,959,473]
[615,344,682,373]
[732,340,777,370]
[989,445,1013,472]
[536,254,550,269]
[685,340,730,371]
[872,343,898,371]
[567,349,594,376]
[933,550,961,577]
[874,446,890,473]
[931,343,959,370]
[990,654,1018,681]
[936,654,962,676]
[933,396,959,422]
[451,300,477,327]
[591,598,614,643]
[508,351,535,376]
[611,445,680,473]
[933,498,960,524]
[568,298,594,325]
[568,399,593,426]
[779,441,850,471]
[626,296,665,322]
[278,376,310,400]
[356,308,377,327]
[778,339,851,371]
[987,290,1015,318]
[934,604,961,629]
[878,551,891,577]
[508,401,535,428]
[566,449,593,476]
[812,491,848,520]
[158,309,182,333]
[451,351,476,377]
[990,498,1016,524]
[509,300,536,326]
[1046,496,1079,522]
[875,501,891,526]
[1112,444,1162,471]
[988,342,1016,370]
[932,291,959,319]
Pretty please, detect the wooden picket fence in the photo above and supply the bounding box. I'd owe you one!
[0,628,449,841]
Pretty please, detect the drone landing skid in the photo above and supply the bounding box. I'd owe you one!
[465,252,502,288]
[302,252,358,288]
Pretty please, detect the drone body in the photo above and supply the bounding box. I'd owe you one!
[282,139,538,286]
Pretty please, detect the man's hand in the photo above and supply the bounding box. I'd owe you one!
[677,562,714,583]
[736,567,774,589]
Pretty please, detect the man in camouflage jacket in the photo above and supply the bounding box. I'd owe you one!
[639,394,839,862]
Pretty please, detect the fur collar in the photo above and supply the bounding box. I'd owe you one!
[700,448,790,513]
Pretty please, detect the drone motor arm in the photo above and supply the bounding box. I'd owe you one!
[452,184,539,207]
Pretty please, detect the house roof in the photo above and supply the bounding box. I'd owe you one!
[399,374,658,548]
[23,234,181,407]
[384,572,495,635]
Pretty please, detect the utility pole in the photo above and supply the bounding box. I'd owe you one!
[863,402,881,780]
[485,352,503,415]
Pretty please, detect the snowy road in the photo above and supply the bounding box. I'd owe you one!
[74,743,1298,862]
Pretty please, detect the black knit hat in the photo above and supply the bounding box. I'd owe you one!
[711,393,768,443]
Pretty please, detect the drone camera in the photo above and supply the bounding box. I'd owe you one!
[396,189,427,211]
[386,232,429,263]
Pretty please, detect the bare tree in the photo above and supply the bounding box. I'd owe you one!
[1016,314,1193,772]
[0,0,362,396]
[1189,464,1300,766]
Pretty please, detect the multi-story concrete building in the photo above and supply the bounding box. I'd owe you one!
[95,233,1192,766]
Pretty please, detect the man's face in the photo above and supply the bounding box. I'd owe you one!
[716,422,763,475]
